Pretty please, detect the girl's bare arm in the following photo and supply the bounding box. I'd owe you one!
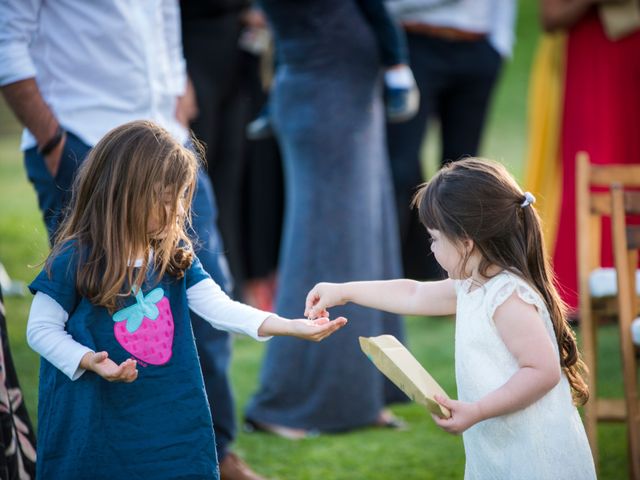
[305,278,457,318]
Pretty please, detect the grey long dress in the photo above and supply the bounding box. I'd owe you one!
[245,0,406,431]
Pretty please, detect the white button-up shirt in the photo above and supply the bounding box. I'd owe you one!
[0,0,188,149]
[385,0,517,58]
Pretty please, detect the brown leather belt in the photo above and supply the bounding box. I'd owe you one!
[403,22,487,42]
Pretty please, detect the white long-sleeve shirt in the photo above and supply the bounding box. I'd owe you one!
[27,278,271,381]
[0,0,188,149]
[385,0,517,57]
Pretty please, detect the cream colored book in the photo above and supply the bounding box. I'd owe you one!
[359,335,451,419]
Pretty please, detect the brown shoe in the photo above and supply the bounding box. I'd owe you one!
[219,451,267,480]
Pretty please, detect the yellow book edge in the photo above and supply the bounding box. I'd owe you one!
[359,335,451,419]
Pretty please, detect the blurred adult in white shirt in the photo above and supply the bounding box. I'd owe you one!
[384,0,517,280]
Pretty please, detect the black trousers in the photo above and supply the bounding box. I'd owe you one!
[386,32,502,279]
[183,13,284,292]
[243,58,284,281]
[183,12,250,296]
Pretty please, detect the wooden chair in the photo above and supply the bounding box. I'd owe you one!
[576,152,640,471]
[609,183,640,479]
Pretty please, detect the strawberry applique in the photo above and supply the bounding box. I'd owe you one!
[112,287,174,365]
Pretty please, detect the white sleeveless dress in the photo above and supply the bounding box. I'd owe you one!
[454,271,596,480]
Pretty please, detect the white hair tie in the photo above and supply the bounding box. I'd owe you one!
[520,192,536,208]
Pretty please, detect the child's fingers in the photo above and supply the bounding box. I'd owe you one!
[311,317,330,326]
[434,394,453,409]
[315,317,348,339]
[431,412,453,429]
[111,359,138,382]
[304,290,320,316]
[306,305,322,319]
[431,413,443,424]
[431,413,450,430]
[125,369,139,383]
[305,291,332,320]
[335,316,347,326]
[327,317,347,331]
[93,351,109,363]
[122,363,139,383]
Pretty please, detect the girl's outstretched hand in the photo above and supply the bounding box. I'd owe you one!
[431,394,483,435]
[304,282,346,319]
[258,315,348,341]
[80,351,138,383]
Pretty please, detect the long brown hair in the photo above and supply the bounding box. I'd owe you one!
[49,120,199,312]
[413,158,589,405]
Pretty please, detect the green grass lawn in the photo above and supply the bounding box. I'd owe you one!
[0,2,629,478]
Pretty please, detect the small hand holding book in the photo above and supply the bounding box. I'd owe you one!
[359,334,451,419]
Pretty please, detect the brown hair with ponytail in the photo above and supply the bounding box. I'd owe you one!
[48,120,199,313]
[413,158,589,405]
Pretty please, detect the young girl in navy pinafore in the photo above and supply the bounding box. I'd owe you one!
[31,245,218,479]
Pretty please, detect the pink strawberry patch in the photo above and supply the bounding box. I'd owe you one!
[112,288,174,365]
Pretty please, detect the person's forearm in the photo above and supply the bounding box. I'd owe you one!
[1,77,59,145]
[475,366,561,422]
[540,0,596,31]
[257,315,291,337]
[341,279,424,315]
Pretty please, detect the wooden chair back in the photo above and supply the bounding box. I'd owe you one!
[610,183,640,479]
[576,152,640,471]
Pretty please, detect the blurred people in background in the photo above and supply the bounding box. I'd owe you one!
[181,3,278,477]
[240,13,284,314]
[245,0,420,139]
[385,0,517,280]
[182,3,283,316]
[182,0,250,302]
[526,0,640,311]
[245,0,407,439]
[0,2,254,478]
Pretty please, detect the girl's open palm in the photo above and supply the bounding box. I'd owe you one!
[289,316,348,341]
[82,351,139,383]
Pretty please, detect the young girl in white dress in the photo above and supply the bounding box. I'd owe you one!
[305,158,596,479]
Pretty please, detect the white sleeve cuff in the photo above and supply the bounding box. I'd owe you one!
[0,48,37,87]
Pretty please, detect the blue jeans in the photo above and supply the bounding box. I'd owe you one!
[24,131,91,242]
[189,170,236,461]
[24,136,237,461]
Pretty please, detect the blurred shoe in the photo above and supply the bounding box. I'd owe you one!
[374,409,408,430]
[246,107,273,140]
[244,418,318,440]
[219,451,267,480]
[384,65,420,123]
